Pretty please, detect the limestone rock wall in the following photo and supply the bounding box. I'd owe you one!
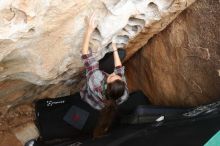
[125,0,220,107]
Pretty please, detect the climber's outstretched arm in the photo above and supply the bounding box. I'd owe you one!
[82,12,97,55]
[81,12,99,77]
[112,43,122,67]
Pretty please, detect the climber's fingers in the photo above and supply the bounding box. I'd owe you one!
[85,11,98,33]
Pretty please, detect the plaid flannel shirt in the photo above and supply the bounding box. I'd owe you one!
[80,52,129,110]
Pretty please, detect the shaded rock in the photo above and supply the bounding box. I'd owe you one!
[0,132,22,146]
[13,122,39,145]
[126,0,220,107]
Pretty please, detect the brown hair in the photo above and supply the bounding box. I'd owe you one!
[106,79,126,100]
[93,79,126,138]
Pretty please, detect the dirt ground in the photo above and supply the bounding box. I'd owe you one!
[0,132,23,146]
[0,104,35,146]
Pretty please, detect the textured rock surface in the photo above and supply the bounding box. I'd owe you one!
[0,132,22,146]
[126,0,220,107]
[0,0,195,85]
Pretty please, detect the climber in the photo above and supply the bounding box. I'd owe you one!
[80,12,129,138]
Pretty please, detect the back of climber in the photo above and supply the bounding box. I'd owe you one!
[80,12,129,138]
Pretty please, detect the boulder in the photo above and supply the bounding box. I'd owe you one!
[125,0,220,107]
[0,0,195,85]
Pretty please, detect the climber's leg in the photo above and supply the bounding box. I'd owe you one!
[99,49,126,74]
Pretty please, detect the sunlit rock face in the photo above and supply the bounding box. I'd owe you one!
[0,0,195,85]
[126,0,220,107]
